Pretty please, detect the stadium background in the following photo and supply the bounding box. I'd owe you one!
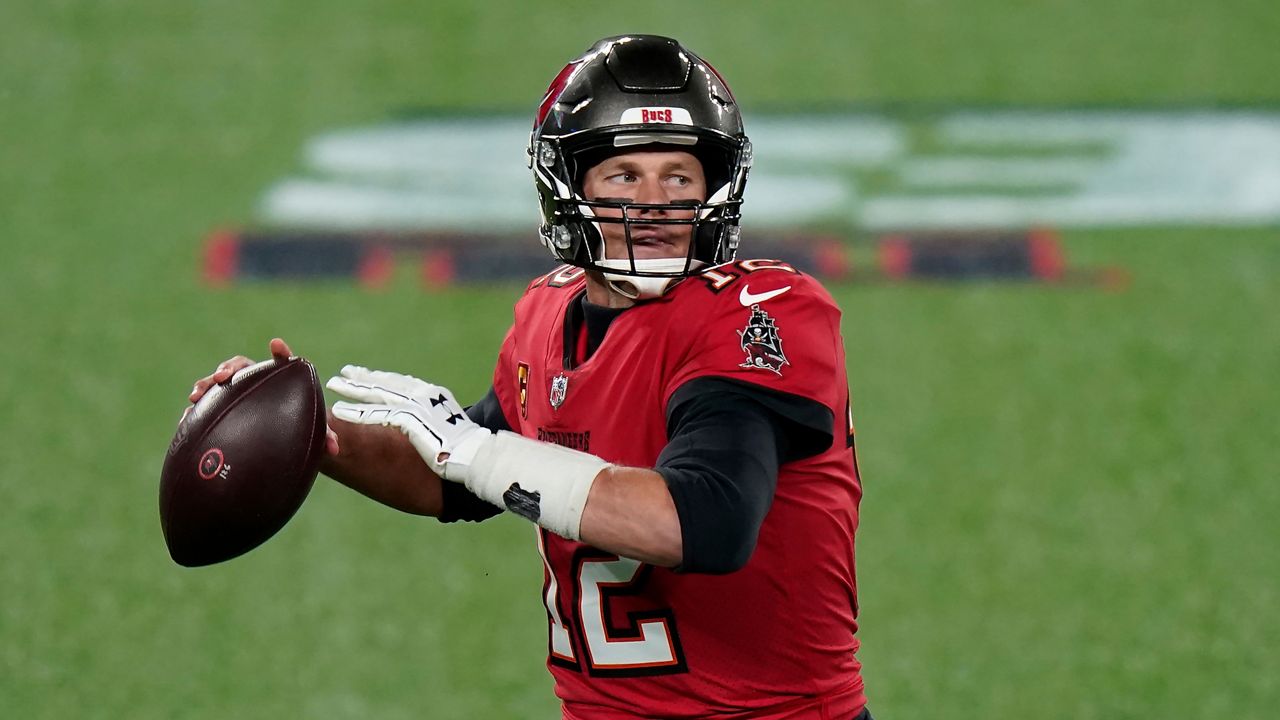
[3,1,1278,717]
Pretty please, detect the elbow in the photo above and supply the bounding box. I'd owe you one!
[662,465,772,575]
[712,530,759,574]
[684,525,759,575]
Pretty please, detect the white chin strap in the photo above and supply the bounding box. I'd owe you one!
[595,257,704,300]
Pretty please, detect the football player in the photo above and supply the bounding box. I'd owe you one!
[190,35,870,720]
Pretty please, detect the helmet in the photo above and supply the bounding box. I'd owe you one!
[529,35,753,299]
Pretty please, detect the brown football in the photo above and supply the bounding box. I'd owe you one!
[160,357,326,567]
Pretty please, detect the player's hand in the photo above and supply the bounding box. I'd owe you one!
[184,337,339,455]
[326,366,493,482]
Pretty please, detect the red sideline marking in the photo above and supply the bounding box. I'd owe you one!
[203,230,240,286]
[814,238,850,279]
[358,245,394,289]
[1028,228,1065,280]
[878,235,912,279]
[421,249,456,288]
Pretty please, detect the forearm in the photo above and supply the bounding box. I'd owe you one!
[579,466,683,568]
[320,414,444,516]
[323,369,685,561]
[440,428,682,564]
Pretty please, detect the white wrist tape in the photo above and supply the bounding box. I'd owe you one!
[454,430,608,541]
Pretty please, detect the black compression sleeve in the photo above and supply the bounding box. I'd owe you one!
[657,393,779,574]
[464,385,513,433]
[667,377,835,463]
[658,378,835,574]
[438,387,510,524]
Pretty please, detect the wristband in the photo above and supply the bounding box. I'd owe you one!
[450,430,608,541]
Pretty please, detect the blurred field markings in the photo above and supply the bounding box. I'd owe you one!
[256,110,1280,233]
[201,228,1123,288]
[199,230,853,286]
[896,157,1101,189]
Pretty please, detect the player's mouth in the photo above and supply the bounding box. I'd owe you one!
[628,226,686,258]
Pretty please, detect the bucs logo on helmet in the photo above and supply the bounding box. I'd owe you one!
[737,305,789,375]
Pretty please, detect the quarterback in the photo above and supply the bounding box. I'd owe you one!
[191,36,870,719]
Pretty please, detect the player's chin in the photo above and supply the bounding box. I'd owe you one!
[630,247,675,261]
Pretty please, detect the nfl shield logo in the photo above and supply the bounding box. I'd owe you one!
[549,373,569,409]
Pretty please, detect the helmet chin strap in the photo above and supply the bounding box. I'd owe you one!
[595,258,704,300]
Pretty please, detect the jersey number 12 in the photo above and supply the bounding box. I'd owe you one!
[538,530,688,677]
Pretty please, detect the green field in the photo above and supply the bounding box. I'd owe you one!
[3,2,1279,718]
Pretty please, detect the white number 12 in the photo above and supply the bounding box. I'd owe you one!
[537,530,685,676]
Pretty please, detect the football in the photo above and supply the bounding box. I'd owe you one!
[160,356,327,567]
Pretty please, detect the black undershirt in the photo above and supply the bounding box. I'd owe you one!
[440,295,835,575]
[581,298,625,360]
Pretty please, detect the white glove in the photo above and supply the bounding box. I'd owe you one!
[327,365,494,482]
[326,365,609,540]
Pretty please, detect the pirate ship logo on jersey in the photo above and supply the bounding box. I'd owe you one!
[737,304,789,375]
[549,373,569,409]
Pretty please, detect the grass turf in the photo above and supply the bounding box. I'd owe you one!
[3,2,1279,717]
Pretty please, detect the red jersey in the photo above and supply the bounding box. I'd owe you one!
[490,260,865,719]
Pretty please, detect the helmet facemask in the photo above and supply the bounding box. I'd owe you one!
[533,131,751,299]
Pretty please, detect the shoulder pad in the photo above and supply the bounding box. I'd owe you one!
[525,265,588,295]
[673,259,836,310]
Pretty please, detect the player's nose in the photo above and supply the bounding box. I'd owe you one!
[633,176,670,214]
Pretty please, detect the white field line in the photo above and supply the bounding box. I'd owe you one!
[896,157,1102,188]
[258,112,1280,231]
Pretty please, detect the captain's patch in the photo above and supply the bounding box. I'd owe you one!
[737,304,789,375]
[517,362,530,419]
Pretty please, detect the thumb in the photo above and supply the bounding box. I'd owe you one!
[269,337,293,360]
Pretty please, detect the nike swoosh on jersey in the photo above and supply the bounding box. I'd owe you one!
[739,284,792,306]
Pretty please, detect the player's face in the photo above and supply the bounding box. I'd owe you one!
[581,150,707,261]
